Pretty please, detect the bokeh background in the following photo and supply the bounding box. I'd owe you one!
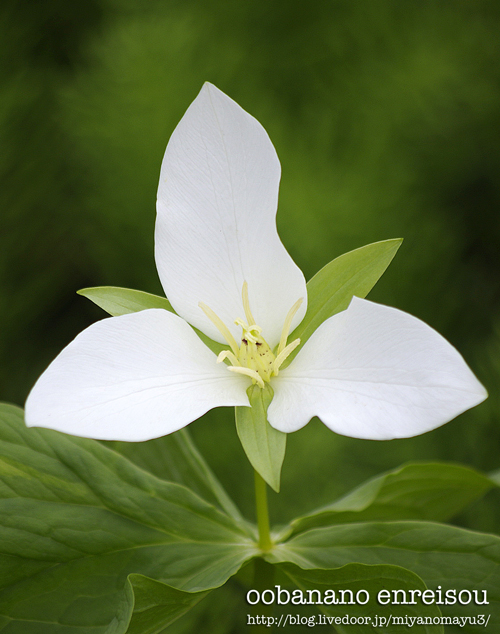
[1,0,500,630]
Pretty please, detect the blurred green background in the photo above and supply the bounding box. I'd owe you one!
[1,0,500,628]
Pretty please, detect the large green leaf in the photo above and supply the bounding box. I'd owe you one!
[235,384,286,492]
[285,462,497,537]
[0,404,257,633]
[286,239,402,363]
[269,521,500,630]
[148,577,248,634]
[78,286,225,356]
[108,574,208,634]
[280,563,443,633]
[106,428,244,524]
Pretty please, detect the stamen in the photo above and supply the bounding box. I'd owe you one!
[242,281,256,326]
[199,302,239,357]
[201,286,303,389]
[217,350,241,366]
[273,338,301,375]
[228,366,265,388]
[277,298,304,355]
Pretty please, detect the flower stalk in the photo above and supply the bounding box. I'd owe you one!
[254,469,273,552]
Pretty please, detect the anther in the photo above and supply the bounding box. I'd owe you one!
[241,281,256,326]
[278,297,303,356]
[199,302,239,357]
[217,350,240,366]
[273,338,301,375]
[228,366,265,388]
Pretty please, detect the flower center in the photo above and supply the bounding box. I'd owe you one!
[199,282,302,388]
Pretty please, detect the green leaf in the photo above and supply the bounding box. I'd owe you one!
[286,462,497,537]
[107,428,244,524]
[280,563,443,633]
[287,238,402,363]
[235,384,286,492]
[269,521,500,628]
[0,403,257,633]
[146,578,248,634]
[108,574,208,634]
[78,285,225,356]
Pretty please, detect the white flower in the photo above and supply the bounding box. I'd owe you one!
[25,83,487,442]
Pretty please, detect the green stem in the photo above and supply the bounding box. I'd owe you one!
[253,471,275,632]
[254,469,273,551]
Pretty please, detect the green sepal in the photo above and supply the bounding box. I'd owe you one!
[279,563,443,634]
[286,238,402,365]
[235,384,286,493]
[285,462,498,537]
[78,285,175,315]
[109,574,209,634]
[78,285,225,356]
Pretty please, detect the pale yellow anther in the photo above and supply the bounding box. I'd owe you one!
[278,297,304,356]
[242,281,256,326]
[228,365,265,388]
[217,350,240,366]
[273,338,301,376]
[199,301,239,357]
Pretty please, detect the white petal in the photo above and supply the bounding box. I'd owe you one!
[25,310,249,441]
[268,297,487,439]
[155,83,306,348]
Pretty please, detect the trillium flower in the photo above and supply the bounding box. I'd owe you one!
[25,83,487,443]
